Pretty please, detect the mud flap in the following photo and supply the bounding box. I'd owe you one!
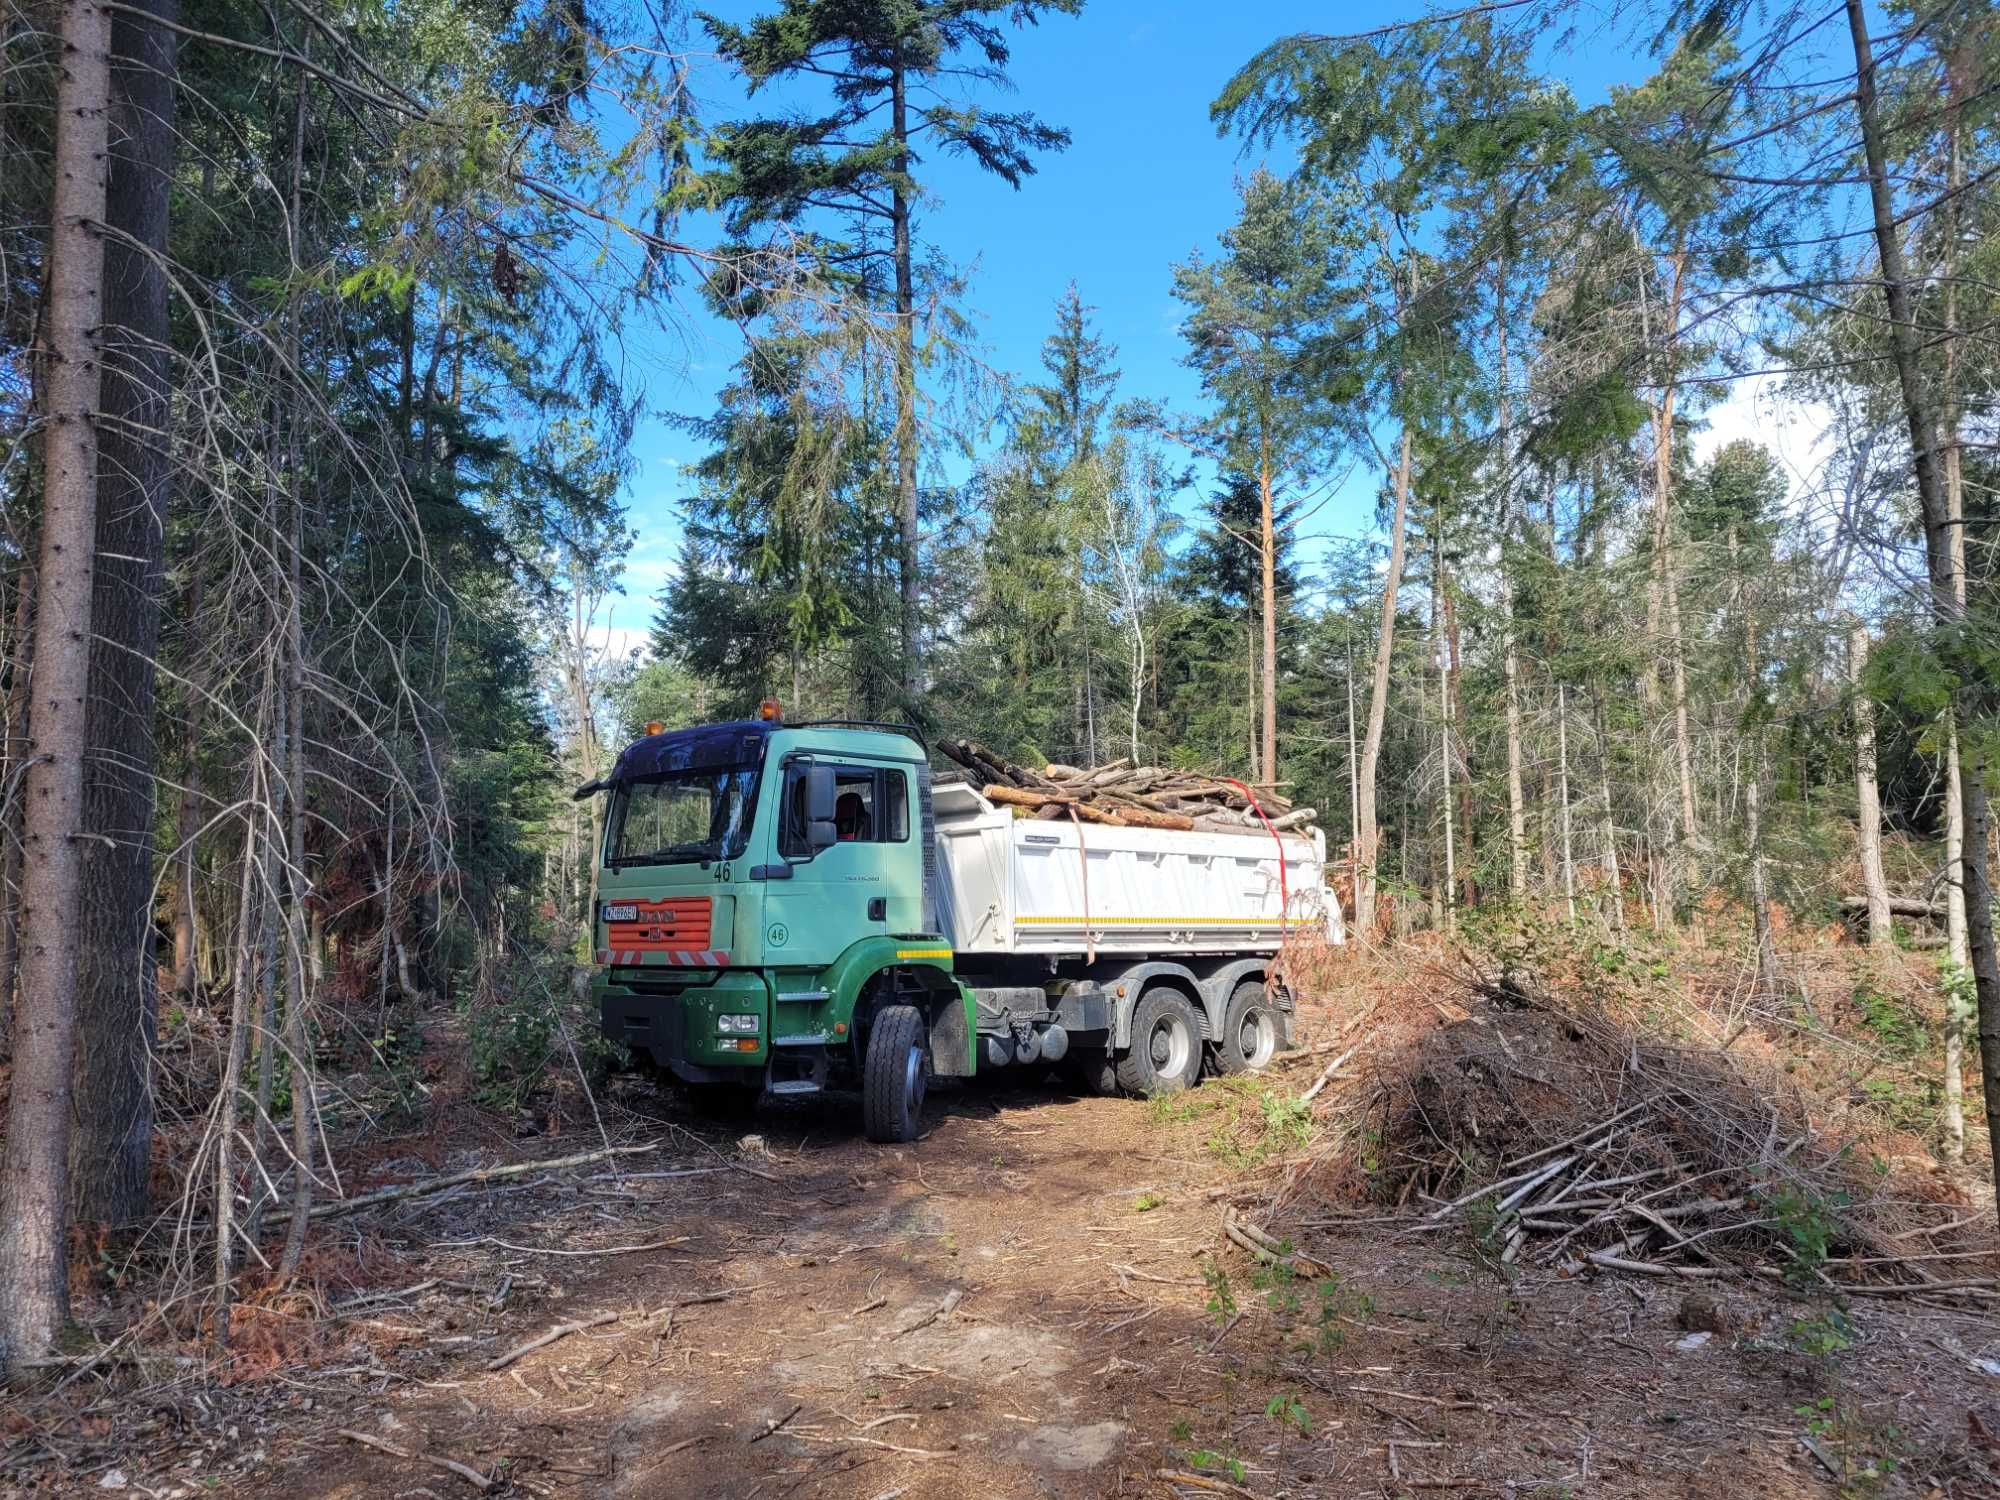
[929,984,975,1076]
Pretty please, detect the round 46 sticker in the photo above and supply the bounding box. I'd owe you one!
[767,922,789,947]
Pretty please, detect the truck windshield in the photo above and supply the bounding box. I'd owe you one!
[607,767,760,867]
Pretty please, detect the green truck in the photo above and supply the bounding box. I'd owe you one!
[579,710,1338,1142]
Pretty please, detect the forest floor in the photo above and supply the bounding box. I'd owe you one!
[8,943,2000,1499]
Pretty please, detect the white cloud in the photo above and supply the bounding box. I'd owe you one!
[1692,373,1835,503]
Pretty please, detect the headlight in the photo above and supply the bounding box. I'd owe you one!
[717,1014,760,1035]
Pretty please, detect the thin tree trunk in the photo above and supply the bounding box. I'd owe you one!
[890,47,920,705]
[1356,426,1413,941]
[1735,529,1779,996]
[1258,446,1277,783]
[1558,684,1576,922]
[1346,625,1359,906]
[215,810,262,1346]
[0,567,35,1054]
[1494,252,1527,900]
[1939,41,1971,1165]
[1848,620,1891,946]
[1435,537,1455,936]
[1596,700,1624,935]
[0,0,116,1370]
[172,569,205,998]
[1844,0,2000,1203]
[1637,236,1699,897]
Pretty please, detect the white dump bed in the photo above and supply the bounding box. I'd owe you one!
[930,779,1343,957]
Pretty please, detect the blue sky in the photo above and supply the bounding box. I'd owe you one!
[599,1,1677,650]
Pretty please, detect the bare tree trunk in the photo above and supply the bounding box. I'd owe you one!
[1845,0,2000,1204]
[68,0,178,1233]
[890,46,920,706]
[1558,684,1576,922]
[1257,445,1277,783]
[1939,47,1972,1165]
[171,568,205,999]
[1638,237,1699,897]
[1848,621,1891,946]
[215,811,262,1346]
[1596,701,1625,936]
[0,568,35,1054]
[0,0,115,1371]
[1494,253,1527,900]
[1356,426,1413,941]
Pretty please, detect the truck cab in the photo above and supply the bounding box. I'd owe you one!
[585,711,966,1141]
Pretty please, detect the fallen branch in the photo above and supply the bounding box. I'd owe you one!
[750,1403,804,1443]
[1153,1468,1272,1499]
[445,1233,689,1258]
[1300,1042,1362,1104]
[338,1429,493,1491]
[485,1309,622,1371]
[311,1144,661,1221]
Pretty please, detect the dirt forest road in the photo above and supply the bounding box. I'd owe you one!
[243,1080,1229,1500]
[176,1004,1996,1500]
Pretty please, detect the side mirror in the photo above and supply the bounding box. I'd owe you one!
[805,764,838,850]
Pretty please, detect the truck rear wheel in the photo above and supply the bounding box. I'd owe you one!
[1214,981,1279,1075]
[1115,990,1202,1096]
[863,1004,929,1143]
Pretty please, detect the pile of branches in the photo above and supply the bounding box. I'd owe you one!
[1293,958,1994,1302]
[934,740,1316,836]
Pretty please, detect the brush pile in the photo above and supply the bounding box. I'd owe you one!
[934,740,1317,836]
[1282,954,1994,1302]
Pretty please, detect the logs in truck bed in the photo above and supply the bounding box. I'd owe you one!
[934,740,1318,836]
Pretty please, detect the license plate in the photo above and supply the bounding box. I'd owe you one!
[603,904,638,922]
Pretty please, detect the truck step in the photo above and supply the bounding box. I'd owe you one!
[768,1079,823,1097]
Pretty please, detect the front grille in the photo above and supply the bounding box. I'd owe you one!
[606,897,714,951]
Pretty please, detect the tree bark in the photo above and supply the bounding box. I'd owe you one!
[890,46,920,706]
[1844,0,2000,1202]
[70,0,178,1231]
[1257,446,1277,783]
[171,570,205,999]
[0,0,115,1373]
[1494,253,1527,900]
[1355,425,1412,940]
[0,568,36,1055]
[1638,236,1699,900]
[1848,620,1891,947]
[1939,40,1971,1164]
[1557,684,1576,922]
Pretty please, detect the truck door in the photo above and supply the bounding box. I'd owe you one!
[765,758,913,959]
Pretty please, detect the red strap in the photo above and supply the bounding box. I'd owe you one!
[1222,778,1290,983]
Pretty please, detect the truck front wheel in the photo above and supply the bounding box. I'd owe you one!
[1115,990,1203,1096]
[862,1004,930,1143]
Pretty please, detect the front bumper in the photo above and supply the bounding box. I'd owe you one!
[597,969,772,1084]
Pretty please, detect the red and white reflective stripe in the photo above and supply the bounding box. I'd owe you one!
[603,949,732,967]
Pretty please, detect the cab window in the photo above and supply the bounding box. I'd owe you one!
[780,765,907,856]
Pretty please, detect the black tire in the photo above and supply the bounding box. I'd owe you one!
[1115,989,1203,1096]
[1065,1048,1120,1097]
[862,1004,929,1143]
[1213,981,1280,1075]
[683,1081,760,1121]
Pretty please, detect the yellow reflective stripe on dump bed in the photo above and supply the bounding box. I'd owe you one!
[1014,916,1313,927]
[895,947,954,960]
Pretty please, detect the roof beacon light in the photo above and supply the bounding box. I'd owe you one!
[644,721,665,736]
[758,698,784,722]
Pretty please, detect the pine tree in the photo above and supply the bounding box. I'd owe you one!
[701,0,1081,707]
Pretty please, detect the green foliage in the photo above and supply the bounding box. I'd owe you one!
[1762,1187,1848,1290]
[1788,1308,1857,1358]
